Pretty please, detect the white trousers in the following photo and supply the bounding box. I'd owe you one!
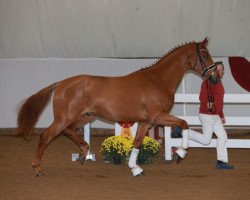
[188,113,228,163]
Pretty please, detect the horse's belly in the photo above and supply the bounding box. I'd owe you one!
[93,96,147,122]
[85,77,150,122]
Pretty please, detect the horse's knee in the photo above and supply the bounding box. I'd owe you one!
[180,120,189,129]
[133,136,143,149]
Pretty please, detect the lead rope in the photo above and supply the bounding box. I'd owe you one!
[206,80,216,114]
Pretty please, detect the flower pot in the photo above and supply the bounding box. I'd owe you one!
[112,157,122,165]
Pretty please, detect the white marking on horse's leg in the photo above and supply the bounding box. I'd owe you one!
[131,166,144,176]
[128,148,139,168]
[181,129,189,149]
[176,148,187,158]
[176,129,189,158]
[128,148,144,176]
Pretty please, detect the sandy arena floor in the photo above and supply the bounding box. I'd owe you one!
[0,132,250,200]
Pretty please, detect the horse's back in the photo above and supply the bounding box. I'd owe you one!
[53,72,166,122]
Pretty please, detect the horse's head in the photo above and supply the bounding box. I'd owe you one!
[191,38,219,84]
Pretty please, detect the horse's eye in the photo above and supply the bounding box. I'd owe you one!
[203,55,208,60]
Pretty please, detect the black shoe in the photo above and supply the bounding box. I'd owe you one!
[171,127,183,138]
[216,160,234,170]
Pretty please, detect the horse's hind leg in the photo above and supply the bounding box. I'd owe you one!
[63,115,95,164]
[32,122,66,176]
[63,128,89,164]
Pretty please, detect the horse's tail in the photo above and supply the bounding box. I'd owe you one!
[17,83,58,140]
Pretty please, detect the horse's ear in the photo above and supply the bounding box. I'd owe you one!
[201,37,209,47]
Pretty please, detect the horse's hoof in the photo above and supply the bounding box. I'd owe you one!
[175,154,182,164]
[135,172,145,177]
[35,172,45,177]
[164,160,173,164]
[131,166,143,176]
[175,148,187,164]
[77,156,86,164]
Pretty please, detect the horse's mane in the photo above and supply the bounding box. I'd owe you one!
[139,41,196,71]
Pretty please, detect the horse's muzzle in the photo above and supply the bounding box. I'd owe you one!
[208,73,219,84]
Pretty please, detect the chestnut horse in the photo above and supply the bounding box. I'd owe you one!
[17,38,218,176]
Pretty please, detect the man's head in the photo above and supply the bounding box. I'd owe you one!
[217,63,224,78]
[207,61,224,84]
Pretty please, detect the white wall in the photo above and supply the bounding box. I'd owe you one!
[0,57,249,129]
[1,0,250,58]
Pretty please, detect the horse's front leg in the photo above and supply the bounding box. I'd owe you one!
[154,113,190,162]
[128,122,151,176]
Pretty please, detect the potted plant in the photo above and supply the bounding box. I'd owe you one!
[100,136,161,164]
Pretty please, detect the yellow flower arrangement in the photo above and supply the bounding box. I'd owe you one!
[100,136,133,164]
[137,136,161,164]
[100,136,161,164]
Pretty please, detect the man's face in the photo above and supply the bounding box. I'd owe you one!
[217,64,224,78]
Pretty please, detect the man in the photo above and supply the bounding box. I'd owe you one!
[173,62,234,169]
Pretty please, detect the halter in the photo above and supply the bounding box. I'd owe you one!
[192,43,217,78]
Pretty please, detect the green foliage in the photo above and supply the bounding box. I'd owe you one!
[100,136,161,164]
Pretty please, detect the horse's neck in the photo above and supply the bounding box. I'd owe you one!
[153,57,189,92]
